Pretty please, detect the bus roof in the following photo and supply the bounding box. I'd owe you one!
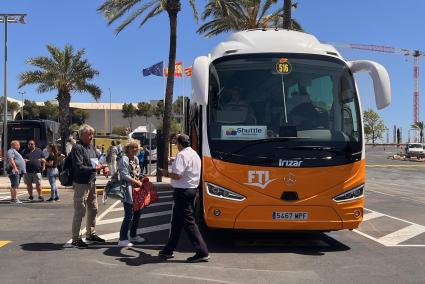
[210,29,342,61]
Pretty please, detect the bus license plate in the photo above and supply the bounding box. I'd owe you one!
[272,212,308,220]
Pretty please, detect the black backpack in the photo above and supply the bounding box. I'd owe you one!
[59,154,74,186]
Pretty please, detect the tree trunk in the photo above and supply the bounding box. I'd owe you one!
[283,0,292,29]
[57,91,71,154]
[163,0,181,167]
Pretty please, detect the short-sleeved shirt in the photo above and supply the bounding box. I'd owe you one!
[170,147,201,189]
[22,148,44,173]
[7,148,26,174]
[46,153,57,169]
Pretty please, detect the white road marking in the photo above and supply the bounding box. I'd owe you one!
[355,208,425,247]
[97,210,173,225]
[149,273,239,284]
[362,211,384,221]
[64,200,120,247]
[158,195,173,199]
[111,200,174,212]
[148,201,174,207]
[378,224,425,246]
[366,189,395,197]
[0,193,27,201]
[97,223,171,241]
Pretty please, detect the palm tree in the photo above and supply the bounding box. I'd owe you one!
[98,0,198,169]
[411,121,424,143]
[19,44,101,151]
[197,0,302,37]
[137,102,153,124]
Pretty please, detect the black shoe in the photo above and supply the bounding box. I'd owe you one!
[71,239,88,248]
[28,196,34,201]
[54,197,60,202]
[158,250,174,259]
[85,234,106,244]
[38,196,44,202]
[46,198,54,202]
[186,253,210,263]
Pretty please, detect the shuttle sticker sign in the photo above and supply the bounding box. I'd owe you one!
[221,126,267,140]
[244,170,276,189]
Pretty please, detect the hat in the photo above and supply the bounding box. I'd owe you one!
[177,134,190,146]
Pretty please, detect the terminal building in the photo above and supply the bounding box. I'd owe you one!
[0,96,181,133]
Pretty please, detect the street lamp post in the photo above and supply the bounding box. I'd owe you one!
[18,91,25,120]
[0,14,26,176]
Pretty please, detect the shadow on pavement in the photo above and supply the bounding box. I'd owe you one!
[103,247,187,266]
[175,229,351,256]
[20,243,65,251]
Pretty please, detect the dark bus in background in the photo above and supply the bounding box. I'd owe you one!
[2,119,60,154]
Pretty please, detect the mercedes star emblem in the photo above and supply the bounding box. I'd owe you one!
[284,173,296,186]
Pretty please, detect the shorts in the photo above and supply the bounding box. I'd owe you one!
[9,174,22,188]
[24,172,42,185]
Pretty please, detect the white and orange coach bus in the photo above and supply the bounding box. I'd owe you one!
[188,29,391,231]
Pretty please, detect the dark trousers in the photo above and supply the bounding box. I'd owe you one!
[119,202,142,240]
[163,188,208,256]
[143,162,148,174]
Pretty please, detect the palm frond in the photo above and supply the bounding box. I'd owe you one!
[188,0,199,22]
[114,0,158,34]
[98,0,143,25]
[138,3,164,27]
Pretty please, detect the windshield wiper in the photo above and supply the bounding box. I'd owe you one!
[272,145,360,156]
[213,150,276,161]
[219,137,311,159]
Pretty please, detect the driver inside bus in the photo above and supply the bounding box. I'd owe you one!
[220,87,256,124]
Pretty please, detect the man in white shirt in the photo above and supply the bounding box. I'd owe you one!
[159,134,209,263]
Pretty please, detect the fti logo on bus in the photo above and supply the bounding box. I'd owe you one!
[244,170,276,189]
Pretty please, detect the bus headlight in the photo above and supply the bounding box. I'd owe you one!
[205,182,246,201]
[333,184,364,202]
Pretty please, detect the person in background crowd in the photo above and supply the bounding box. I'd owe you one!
[22,140,45,202]
[65,136,76,156]
[95,146,102,158]
[137,146,145,174]
[70,124,109,248]
[117,141,123,156]
[45,144,60,202]
[106,141,118,176]
[143,145,150,174]
[116,139,145,247]
[159,134,209,263]
[7,140,26,204]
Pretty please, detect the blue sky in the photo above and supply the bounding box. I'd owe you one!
[1,0,424,141]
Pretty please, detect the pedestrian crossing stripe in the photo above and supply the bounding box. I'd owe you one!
[0,240,11,248]
[355,209,425,247]
[97,210,173,225]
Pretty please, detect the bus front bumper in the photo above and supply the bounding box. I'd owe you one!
[205,203,363,231]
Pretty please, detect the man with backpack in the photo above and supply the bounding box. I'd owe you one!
[70,124,110,248]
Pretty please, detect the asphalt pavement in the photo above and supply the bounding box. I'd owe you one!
[0,146,425,283]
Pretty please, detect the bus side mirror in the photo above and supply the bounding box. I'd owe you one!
[348,60,391,109]
[191,56,209,105]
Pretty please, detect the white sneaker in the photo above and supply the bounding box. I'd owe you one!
[129,236,145,243]
[117,240,134,247]
[11,199,22,204]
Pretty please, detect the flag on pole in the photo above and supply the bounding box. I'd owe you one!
[142,61,164,77]
[163,61,183,77]
[184,66,192,77]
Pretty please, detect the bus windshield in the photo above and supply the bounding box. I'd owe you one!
[207,54,362,166]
